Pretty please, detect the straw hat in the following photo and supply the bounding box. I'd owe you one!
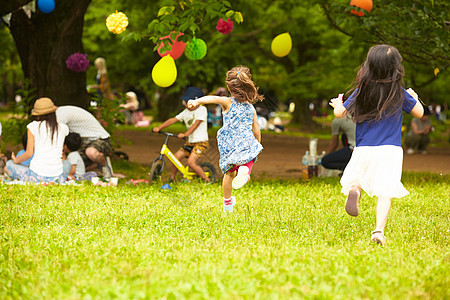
[32,97,57,116]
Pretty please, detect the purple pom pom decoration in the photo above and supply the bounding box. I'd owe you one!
[66,52,90,72]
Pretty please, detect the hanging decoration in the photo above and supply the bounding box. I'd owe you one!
[1,1,36,25]
[2,13,12,26]
[22,0,36,19]
[152,55,177,88]
[184,38,207,60]
[157,32,186,60]
[216,18,234,34]
[271,33,292,57]
[350,0,373,16]
[434,68,440,77]
[106,11,129,34]
[66,52,90,72]
[37,0,55,14]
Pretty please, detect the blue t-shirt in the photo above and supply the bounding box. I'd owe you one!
[17,149,34,167]
[343,89,417,147]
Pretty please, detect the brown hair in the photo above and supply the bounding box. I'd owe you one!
[225,66,264,104]
[33,112,59,144]
[346,44,405,123]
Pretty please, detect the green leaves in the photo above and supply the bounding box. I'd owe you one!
[318,0,450,69]
[157,5,175,17]
[135,0,244,48]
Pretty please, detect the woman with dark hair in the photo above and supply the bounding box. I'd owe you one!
[5,97,69,183]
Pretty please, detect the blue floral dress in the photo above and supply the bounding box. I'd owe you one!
[217,98,263,173]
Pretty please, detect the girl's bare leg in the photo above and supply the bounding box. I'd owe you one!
[371,196,392,246]
[375,196,391,231]
[222,171,235,199]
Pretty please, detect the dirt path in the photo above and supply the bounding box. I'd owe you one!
[116,130,450,178]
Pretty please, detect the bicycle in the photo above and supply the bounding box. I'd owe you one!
[149,131,218,184]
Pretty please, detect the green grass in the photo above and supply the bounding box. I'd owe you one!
[1,173,449,299]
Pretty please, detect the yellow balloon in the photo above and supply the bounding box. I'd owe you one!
[152,55,177,87]
[271,32,292,57]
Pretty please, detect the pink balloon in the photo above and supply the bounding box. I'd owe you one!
[157,32,186,60]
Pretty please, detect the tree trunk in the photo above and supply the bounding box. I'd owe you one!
[6,0,91,108]
[292,96,315,128]
[157,89,184,122]
[1,73,15,105]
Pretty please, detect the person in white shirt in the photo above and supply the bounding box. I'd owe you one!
[152,87,210,182]
[56,105,113,178]
[5,97,69,183]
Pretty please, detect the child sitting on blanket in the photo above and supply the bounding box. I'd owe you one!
[63,132,96,181]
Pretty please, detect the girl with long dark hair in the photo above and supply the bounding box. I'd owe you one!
[329,45,424,246]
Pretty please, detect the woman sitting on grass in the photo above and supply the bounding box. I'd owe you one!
[5,97,69,183]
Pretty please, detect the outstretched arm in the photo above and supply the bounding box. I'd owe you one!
[152,117,179,132]
[406,88,424,119]
[188,96,231,112]
[329,94,347,118]
[179,120,203,139]
[410,102,424,119]
[252,112,261,143]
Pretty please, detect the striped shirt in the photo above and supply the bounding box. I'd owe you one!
[56,106,109,143]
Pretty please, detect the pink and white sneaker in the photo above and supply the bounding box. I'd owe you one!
[232,166,250,190]
[223,196,236,213]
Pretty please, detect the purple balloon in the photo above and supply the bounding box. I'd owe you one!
[38,0,55,14]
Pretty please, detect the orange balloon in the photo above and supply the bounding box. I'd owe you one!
[350,0,373,16]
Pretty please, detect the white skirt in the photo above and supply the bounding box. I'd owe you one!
[340,145,409,198]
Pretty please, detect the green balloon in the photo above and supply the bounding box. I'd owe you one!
[184,38,207,60]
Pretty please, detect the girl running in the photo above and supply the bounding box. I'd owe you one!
[329,44,424,246]
[187,66,264,212]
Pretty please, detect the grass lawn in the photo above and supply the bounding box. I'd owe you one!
[0,172,449,299]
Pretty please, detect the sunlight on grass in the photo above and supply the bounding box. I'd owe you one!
[0,174,448,299]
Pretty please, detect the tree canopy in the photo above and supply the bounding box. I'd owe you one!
[1,0,449,122]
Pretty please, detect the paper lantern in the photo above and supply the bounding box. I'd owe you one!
[216,18,234,34]
[106,11,129,34]
[38,0,55,14]
[350,0,373,16]
[271,33,292,57]
[157,32,186,60]
[152,55,177,88]
[184,38,207,60]
[66,52,90,72]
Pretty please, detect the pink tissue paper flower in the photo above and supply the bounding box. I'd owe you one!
[216,18,234,34]
[66,52,90,72]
